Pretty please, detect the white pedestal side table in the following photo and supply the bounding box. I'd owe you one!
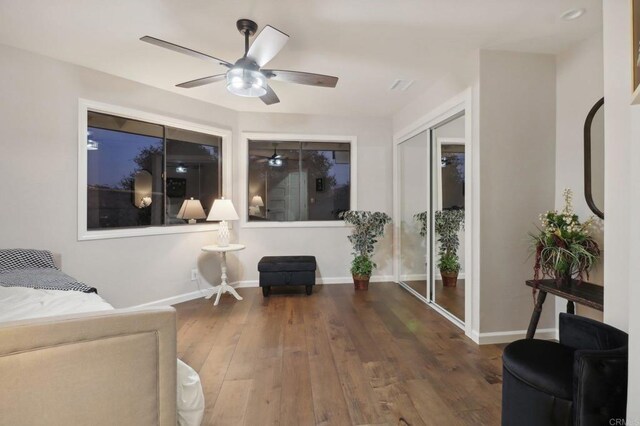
[201,244,246,306]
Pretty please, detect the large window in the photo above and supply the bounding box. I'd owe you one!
[79,102,230,240]
[247,139,353,223]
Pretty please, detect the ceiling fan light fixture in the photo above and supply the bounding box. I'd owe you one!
[226,67,267,97]
[268,157,283,167]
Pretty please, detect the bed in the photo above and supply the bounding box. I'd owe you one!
[0,249,204,426]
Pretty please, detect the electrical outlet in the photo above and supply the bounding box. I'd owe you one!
[191,269,198,281]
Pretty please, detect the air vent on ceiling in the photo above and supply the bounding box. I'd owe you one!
[389,79,414,91]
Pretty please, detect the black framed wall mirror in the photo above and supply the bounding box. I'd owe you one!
[584,97,604,219]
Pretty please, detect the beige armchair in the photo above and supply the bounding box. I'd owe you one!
[0,307,177,426]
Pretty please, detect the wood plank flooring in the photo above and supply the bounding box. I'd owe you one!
[174,283,504,426]
[402,280,465,321]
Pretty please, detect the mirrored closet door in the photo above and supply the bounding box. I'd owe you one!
[398,131,429,299]
[397,109,468,326]
[431,113,466,323]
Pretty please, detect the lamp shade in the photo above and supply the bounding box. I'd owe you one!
[177,198,206,220]
[250,195,265,207]
[207,198,239,221]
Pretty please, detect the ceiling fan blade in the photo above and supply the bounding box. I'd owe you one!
[140,36,232,67]
[176,74,226,88]
[263,69,338,88]
[260,85,280,105]
[246,25,289,67]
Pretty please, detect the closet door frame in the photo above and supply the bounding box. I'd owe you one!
[393,89,477,341]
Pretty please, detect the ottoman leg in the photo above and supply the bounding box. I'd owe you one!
[306,285,313,296]
[262,286,271,297]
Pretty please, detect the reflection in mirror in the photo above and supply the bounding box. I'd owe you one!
[584,98,604,219]
[165,127,222,225]
[432,114,466,322]
[399,131,429,298]
[87,112,164,229]
[247,140,351,222]
[133,170,153,208]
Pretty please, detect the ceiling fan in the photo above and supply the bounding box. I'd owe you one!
[252,146,285,167]
[140,19,339,105]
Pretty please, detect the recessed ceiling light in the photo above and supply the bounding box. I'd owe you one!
[561,8,586,21]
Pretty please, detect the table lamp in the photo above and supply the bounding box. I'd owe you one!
[250,195,264,207]
[207,198,239,247]
[176,198,206,224]
[250,195,264,216]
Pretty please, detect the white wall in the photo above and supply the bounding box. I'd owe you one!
[393,52,479,133]
[602,0,632,333]
[554,31,604,322]
[477,50,557,334]
[601,0,638,420]
[0,43,393,307]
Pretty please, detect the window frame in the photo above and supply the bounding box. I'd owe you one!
[240,132,357,228]
[78,99,232,241]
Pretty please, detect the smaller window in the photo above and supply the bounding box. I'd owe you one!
[247,139,353,222]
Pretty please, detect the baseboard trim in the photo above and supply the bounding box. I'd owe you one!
[471,328,557,345]
[234,274,393,287]
[399,274,427,281]
[399,273,467,281]
[133,288,214,308]
[133,274,394,308]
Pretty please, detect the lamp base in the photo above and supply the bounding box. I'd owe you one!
[218,220,230,247]
[188,219,197,225]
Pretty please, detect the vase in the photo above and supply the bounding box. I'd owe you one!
[441,270,458,287]
[353,275,370,290]
[554,272,573,287]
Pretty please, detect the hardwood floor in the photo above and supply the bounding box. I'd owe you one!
[175,283,504,426]
[434,279,465,321]
[401,280,465,321]
[403,280,427,298]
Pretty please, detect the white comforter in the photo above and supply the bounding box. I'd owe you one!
[0,286,204,426]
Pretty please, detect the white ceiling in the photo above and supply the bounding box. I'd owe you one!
[0,0,602,117]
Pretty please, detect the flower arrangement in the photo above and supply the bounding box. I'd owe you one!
[340,210,392,289]
[529,189,600,285]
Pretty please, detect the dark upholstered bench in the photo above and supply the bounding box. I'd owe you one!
[258,256,316,297]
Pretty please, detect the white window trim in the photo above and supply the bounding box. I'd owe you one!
[77,99,232,241]
[239,132,357,229]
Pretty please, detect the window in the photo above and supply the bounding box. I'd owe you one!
[79,101,230,240]
[246,138,355,223]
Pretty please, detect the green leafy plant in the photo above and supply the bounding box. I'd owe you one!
[434,209,465,273]
[413,211,429,237]
[529,189,600,284]
[340,210,392,277]
[350,255,374,277]
[438,252,460,274]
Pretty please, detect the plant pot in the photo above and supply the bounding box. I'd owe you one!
[554,272,573,287]
[441,270,458,287]
[353,275,370,290]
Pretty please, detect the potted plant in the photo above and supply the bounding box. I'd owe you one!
[434,209,465,287]
[340,210,392,290]
[529,189,600,287]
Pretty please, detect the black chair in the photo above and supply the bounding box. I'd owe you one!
[502,313,628,426]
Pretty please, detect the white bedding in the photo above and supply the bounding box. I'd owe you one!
[0,286,204,426]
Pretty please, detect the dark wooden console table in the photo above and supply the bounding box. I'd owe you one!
[525,279,603,339]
